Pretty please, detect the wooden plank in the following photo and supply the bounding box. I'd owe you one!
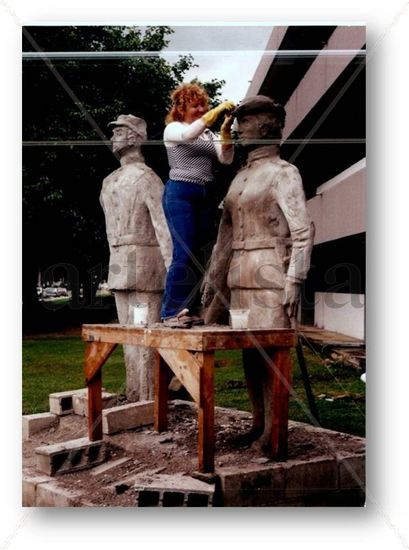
[83,324,295,351]
[83,324,204,350]
[158,348,200,404]
[154,352,170,432]
[87,368,103,441]
[84,341,117,383]
[202,329,295,350]
[298,324,364,346]
[82,324,147,346]
[145,330,204,350]
[197,352,215,473]
[84,342,117,442]
[269,348,293,460]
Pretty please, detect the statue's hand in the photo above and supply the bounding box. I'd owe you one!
[220,113,234,143]
[282,280,301,319]
[201,282,215,307]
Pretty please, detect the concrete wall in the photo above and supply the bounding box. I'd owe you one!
[283,26,366,139]
[307,158,365,245]
[245,27,288,98]
[314,292,365,339]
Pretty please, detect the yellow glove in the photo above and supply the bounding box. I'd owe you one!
[202,100,235,128]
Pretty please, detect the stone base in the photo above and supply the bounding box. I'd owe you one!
[35,437,106,476]
[23,401,365,506]
[217,453,365,506]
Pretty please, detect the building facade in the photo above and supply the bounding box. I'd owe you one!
[246,25,365,338]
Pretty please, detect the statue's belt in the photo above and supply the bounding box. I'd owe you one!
[231,237,292,250]
[110,234,160,247]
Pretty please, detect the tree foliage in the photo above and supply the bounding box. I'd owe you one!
[23,26,224,326]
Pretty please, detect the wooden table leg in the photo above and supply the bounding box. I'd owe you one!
[197,352,215,473]
[154,351,170,432]
[267,347,293,460]
[88,369,103,441]
[84,341,117,441]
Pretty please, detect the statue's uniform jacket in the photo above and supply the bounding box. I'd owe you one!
[100,163,172,292]
[208,146,314,293]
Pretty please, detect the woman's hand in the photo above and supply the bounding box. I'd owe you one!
[202,100,235,128]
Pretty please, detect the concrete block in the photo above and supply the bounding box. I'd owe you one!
[36,481,82,507]
[22,475,52,506]
[217,464,286,507]
[22,413,59,440]
[338,453,366,490]
[109,468,161,496]
[284,456,337,502]
[134,473,214,507]
[73,391,117,416]
[49,388,87,415]
[35,437,106,476]
[218,456,339,507]
[324,453,366,507]
[102,400,154,435]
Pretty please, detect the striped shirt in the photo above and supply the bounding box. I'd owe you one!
[164,120,233,185]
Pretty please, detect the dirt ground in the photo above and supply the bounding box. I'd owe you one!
[23,400,365,507]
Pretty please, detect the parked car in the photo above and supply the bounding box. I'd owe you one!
[42,287,68,298]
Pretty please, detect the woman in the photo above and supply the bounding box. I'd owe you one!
[161,82,235,328]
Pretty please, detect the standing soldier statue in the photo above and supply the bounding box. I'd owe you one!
[100,114,172,401]
[203,96,314,454]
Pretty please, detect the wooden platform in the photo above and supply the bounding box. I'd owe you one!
[82,324,296,473]
[298,325,365,368]
[298,325,364,347]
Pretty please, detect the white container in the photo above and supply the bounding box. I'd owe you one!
[130,303,149,327]
[229,308,250,329]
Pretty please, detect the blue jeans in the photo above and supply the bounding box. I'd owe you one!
[161,180,216,319]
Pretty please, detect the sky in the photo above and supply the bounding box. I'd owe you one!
[160,25,273,103]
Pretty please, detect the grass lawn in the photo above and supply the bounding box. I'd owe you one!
[23,336,365,437]
[22,337,126,414]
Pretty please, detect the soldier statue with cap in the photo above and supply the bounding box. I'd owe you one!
[202,96,314,455]
[100,114,172,401]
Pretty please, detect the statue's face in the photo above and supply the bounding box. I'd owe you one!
[236,112,274,147]
[110,126,132,155]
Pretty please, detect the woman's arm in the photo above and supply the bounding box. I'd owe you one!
[214,137,234,164]
[164,101,235,145]
[164,119,206,145]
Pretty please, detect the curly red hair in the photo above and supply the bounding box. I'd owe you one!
[165,83,209,124]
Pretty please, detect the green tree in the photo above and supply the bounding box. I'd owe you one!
[23,26,224,330]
